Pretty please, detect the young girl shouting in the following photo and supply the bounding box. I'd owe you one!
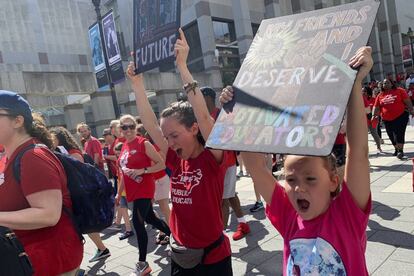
[220,47,373,275]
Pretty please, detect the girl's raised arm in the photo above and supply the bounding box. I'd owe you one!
[345,46,373,210]
[174,28,223,163]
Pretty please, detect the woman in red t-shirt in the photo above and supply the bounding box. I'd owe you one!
[0,91,83,276]
[117,114,170,275]
[372,79,414,159]
[362,86,382,152]
[127,29,233,276]
[50,126,111,263]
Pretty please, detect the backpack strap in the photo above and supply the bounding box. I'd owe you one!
[12,144,42,184]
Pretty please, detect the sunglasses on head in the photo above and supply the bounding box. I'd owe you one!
[120,124,136,131]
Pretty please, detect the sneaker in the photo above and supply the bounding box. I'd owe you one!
[393,149,398,156]
[250,201,264,213]
[130,261,152,276]
[397,151,405,160]
[119,231,134,240]
[89,248,110,262]
[232,222,251,241]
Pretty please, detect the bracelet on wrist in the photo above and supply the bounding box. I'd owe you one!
[183,81,198,95]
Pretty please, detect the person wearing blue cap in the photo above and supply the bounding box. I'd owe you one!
[0,90,83,275]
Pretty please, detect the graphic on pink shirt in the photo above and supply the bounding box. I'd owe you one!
[287,237,346,275]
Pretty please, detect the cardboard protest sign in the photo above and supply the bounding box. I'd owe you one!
[133,0,181,73]
[88,22,109,89]
[206,0,380,156]
[102,10,125,84]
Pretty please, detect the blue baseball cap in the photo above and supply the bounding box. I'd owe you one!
[0,90,33,125]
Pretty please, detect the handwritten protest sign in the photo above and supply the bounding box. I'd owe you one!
[133,0,181,73]
[206,0,379,156]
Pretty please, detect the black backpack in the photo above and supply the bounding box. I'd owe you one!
[13,144,115,234]
[0,226,33,275]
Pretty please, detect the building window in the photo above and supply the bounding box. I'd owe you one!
[182,21,204,73]
[252,23,260,37]
[213,20,237,45]
[213,20,240,86]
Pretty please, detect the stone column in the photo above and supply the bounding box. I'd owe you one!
[90,91,116,137]
[155,90,179,114]
[64,103,86,133]
[232,0,254,61]
[195,1,220,72]
[377,1,396,77]
[264,0,282,18]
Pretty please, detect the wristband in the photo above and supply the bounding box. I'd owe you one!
[183,81,198,95]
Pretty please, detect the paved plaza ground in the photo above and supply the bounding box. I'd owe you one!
[80,127,414,276]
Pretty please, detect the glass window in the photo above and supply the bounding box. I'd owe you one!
[213,20,236,45]
[183,21,203,62]
[252,23,260,37]
[182,21,204,72]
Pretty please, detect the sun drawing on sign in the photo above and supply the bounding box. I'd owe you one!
[243,29,298,70]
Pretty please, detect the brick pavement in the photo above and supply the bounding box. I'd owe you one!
[80,127,414,275]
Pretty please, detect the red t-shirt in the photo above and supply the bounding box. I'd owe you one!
[266,182,371,275]
[374,88,409,121]
[114,136,127,146]
[152,144,167,180]
[0,139,83,275]
[68,148,83,158]
[84,136,103,170]
[166,148,231,264]
[118,136,155,202]
[106,140,118,177]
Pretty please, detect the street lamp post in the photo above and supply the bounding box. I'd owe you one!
[407,27,414,69]
[92,0,121,118]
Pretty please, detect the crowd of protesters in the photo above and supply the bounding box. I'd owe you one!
[0,27,412,276]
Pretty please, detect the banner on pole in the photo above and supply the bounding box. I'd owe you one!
[102,10,125,84]
[206,0,380,156]
[133,0,181,73]
[88,22,109,89]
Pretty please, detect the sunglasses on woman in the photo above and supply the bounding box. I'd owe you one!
[120,124,136,131]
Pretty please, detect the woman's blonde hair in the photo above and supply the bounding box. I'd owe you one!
[119,114,137,126]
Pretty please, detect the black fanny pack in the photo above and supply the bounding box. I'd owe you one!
[170,233,224,269]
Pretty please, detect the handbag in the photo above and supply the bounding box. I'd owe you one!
[0,226,33,276]
[170,233,224,269]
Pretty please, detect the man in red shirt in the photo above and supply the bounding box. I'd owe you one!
[77,122,104,170]
[202,86,251,241]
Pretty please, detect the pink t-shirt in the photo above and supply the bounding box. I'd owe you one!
[266,181,371,275]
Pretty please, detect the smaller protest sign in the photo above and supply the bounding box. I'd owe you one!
[133,0,181,73]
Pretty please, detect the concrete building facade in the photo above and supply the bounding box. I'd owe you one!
[0,0,412,135]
